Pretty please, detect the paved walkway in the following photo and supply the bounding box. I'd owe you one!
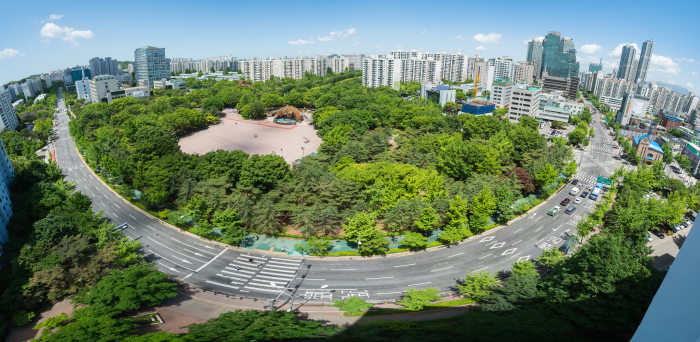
[5,285,473,340]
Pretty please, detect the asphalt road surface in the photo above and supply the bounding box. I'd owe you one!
[53,90,614,303]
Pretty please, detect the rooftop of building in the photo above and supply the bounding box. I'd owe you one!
[463,100,494,106]
[544,105,570,112]
[666,116,682,121]
[634,134,665,154]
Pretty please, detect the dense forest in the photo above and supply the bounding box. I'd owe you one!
[67,70,578,253]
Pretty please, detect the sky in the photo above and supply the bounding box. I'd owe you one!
[1,0,699,93]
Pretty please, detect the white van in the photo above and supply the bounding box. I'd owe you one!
[570,187,580,196]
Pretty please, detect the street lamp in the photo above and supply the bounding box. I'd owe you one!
[301,146,305,158]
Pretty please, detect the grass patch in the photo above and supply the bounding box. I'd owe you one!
[343,298,476,317]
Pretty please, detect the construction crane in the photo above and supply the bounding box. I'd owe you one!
[473,54,480,102]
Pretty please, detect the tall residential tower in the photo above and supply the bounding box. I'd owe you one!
[616,44,637,81]
[635,40,654,84]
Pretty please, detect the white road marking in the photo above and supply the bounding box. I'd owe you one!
[331,269,356,271]
[513,228,522,234]
[172,239,216,255]
[263,267,296,273]
[518,256,531,261]
[230,261,259,270]
[261,264,297,270]
[366,276,395,280]
[393,263,416,268]
[502,248,517,255]
[242,254,267,260]
[195,248,227,272]
[479,254,492,259]
[479,236,495,242]
[129,214,136,219]
[431,266,453,272]
[146,237,207,263]
[474,267,489,272]
[267,260,301,267]
[447,252,464,258]
[535,226,543,232]
[206,281,239,290]
[377,291,406,295]
[407,282,432,287]
[490,242,506,249]
[512,240,522,245]
[271,257,299,262]
[147,225,156,231]
[304,279,326,281]
[225,267,256,274]
[151,252,197,272]
[254,275,293,282]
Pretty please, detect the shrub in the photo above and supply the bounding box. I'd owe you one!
[397,287,441,310]
[332,297,373,314]
[13,310,36,327]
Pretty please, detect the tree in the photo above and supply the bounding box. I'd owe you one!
[261,93,285,108]
[251,197,280,234]
[662,142,673,164]
[443,101,461,115]
[243,100,266,119]
[589,127,595,137]
[568,128,586,145]
[397,287,441,310]
[534,164,557,187]
[439,195,472,243]
[180,310,325,342]
[72,263,177,311]
[294,236,333,256]
[458,269,499,301]
[332,297,373,314]
[564,160,578,179]
[399,231,428,250]
[470,186,497,218]
[342,211,380,243]
[197,71,204,77]
[551,120,564,129]
[677,154,691,173]
[187,193,211,222]
[414,204,439,233]
[212,207,244,244]
[239,154,290,192]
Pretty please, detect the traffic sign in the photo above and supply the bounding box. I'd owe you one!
[596,175,611,185]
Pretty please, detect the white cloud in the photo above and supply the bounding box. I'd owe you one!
[523,36,545,45]
[396,45,402,48]
[0,48,20,61]
[48,14,64,20]
[476,46,486,51]
[318,28,356,42]
[421,30,426,35]
[608,43,639,57]
[41,22,94,45]
[19,54,26,57]
[473,33,501,43]
[687,83,694,89]
[692,72,698,76]
[40,39,50,43]
[675,57,697,63]
[289,39,314,45]
[455,35,462,39]
[352,42,365,46]
[374,45,381,48]
[579,44,602,54]
[649,54,681,74]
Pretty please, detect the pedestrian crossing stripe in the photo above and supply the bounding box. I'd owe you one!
[206,280,239,289]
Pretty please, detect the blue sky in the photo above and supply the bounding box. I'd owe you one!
[1,0,698,93]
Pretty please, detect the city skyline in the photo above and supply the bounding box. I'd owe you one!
[0,0,698,92]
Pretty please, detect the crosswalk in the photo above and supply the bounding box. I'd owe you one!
[591,145,613,154]
[572,172,597,185]
[209,255,303,293]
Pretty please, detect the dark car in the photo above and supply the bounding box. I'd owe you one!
[652,229,665,239]
[581,191,589,198]
[560,198,570,206]
[565,206,576,214]
[572,179,579,185]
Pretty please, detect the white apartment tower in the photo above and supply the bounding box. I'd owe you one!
[0,86,20,131]
[0,136,14,248]
[362,56,401,90]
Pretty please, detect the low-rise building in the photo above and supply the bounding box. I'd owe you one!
[660,111,684,130]
[89,75,119,103]
[681,142,700,175]
[617,94,650,126]
[153,78,186,91]
[539,106,570,123]
[491,78,513,108]
[420,83,456,106]
[633,134,664,165]
[462,101,495,115]
[508,83,541,121]
[541,72,578,99]
[106,86,150,103]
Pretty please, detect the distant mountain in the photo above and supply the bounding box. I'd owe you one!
[655,81,692,95]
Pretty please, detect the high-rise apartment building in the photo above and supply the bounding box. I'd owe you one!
[0,135,14,248]
[342,54,365,71]
[514,61,534,84]
[21,82,35,99]
[134,46,171,88]
[89,57,119,77]
[238,56,347,82]
[539,31,579,79]
[488,56,515,80]
[635,40,654,84]
[0,85,20,131]
[89,75,119,103]
[616,44,637,81]
[526,39,544,81]
[388,50,467,83]
[628,59,639,83]
[361,56,401,90]
[76,77,92,102]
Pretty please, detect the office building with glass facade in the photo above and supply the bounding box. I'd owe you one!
[134,46,171,88]
[539,31,580,79]
[527,39,543,81]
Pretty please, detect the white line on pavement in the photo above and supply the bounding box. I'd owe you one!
[475,267,489,272]
[394,263,416,268]
[431,266,453,272]
[447,252,464,258]
[407,282,432,287]
[195,248,227,272]
[478,254,492,259]
[206,281,239,290]
[366,276,395,280]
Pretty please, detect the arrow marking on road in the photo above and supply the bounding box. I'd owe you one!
[553,224,562,232]
[490,242,506,249]
[518,255,531,262]
[502,248,517,255]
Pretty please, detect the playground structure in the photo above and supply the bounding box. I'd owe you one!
[274,106,302,125]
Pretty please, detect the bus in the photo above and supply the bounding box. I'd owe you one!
[589,184,602,200]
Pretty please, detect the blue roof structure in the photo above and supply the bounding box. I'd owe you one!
[435,85,450,90]
[634,134,665,154]
[667,116,682,121]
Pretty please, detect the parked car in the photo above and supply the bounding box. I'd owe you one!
[565,206,576,214]
[581,191,589,198]
[652,229,665,239]
[574,198,581,204]
[647,234,654,243]
[548,206,561,216]
[671,224,680,233]
[572,179,579,185]
[560,198,571,206]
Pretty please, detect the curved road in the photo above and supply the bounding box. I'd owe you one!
[53,90,614,304]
